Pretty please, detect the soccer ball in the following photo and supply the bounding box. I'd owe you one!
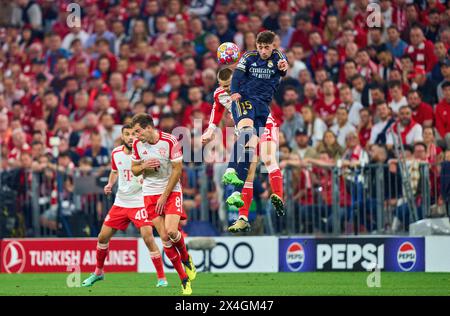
[217,42,240,65]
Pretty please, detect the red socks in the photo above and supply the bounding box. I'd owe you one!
[239,181,254,219]
[95,242,109,276]
[268,164,283,199]
[150,251,166,280]
[170,231,189,262]
[163,241,188,281]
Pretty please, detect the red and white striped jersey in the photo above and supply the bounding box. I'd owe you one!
[209,87,277,128]
[131,131,183,196]
[111,145,144,208]
[405,40,437,72]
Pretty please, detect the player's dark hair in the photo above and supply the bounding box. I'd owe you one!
[131,113,155,129]
[217,67,233,81]
[256,31,276,44]
[122,124,132,132]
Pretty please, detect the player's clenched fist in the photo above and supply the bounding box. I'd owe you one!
[104,183,113,195]
[201,127,215,144]
[277,59,288,72]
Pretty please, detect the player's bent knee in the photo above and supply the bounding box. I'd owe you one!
[237,118,254,129]
[98,235,110,245]
[167,229,178,240]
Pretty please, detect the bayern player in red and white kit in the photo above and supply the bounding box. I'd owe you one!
[81,124,167,288]
[201,67,284,233]
[130,113,196,295]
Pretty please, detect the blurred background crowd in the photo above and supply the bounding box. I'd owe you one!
[0,0,449,237]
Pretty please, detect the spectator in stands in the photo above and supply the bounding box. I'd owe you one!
[369,101,395,146]
[386,25,408,59]
[431,41,449,83]
[277,12,294,50]
[281,102,304,148]
[291,128,317,160]
[435,82,450,149]
[408,66,438,106]
[392,142,428,232]
[407,90,434,128]
[423,127,443,165]
[387,105,424,149]
[358,108,373,149]
[406,25,437,73]
[316,80,340,127]
[339,84,363,127]
[351,74,371,108]
[437,59,450,102]
[70,90,91,132]
[11,0,43,31]
[324,46,341,84]
[316,130,343,161]
[388,80,408,115]
[76,112,99,153]
[8,129,31,168]
[331,107,357,148]
[300,106,327,147]
[99,113,121,153]
[83,131,109,168]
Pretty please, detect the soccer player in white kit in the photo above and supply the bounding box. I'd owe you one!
[81,124,167,288]
[130,113,196,295]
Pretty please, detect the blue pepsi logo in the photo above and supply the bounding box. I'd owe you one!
[397,242,416,271]
[286,242,305,271]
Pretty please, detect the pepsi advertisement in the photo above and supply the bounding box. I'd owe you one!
[279,238,316,272]
[384,238,425,272]
[279,237,425,272]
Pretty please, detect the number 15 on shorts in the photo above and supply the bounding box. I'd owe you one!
[238,101,252,115]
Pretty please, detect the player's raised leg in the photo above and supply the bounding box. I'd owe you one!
[260,136,285,216]
[228,159,256,233]
[81,225,115,287]
[224,119,259,208]
[139,225,168,287]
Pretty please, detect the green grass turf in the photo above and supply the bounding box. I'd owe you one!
[0,272,449,296]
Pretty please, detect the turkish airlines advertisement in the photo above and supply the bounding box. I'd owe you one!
[0,238,138,273]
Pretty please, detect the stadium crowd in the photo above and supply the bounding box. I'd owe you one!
[0,0,449,236]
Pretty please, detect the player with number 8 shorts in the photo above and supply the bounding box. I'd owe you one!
[130,113,196,295]
[81,124,168,288]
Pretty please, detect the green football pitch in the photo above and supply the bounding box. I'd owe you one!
[0,272,449,296]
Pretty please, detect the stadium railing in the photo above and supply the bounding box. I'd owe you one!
[0,162,448,238]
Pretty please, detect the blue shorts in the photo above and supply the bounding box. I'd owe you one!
[231,96,270,137]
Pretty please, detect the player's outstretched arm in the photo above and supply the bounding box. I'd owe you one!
[104,170,118,195]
